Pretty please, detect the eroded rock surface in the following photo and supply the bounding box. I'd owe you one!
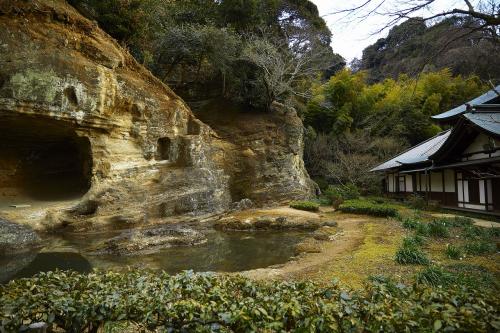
[0,218,41,255]
[0,0,315,230]
[90,225,207,256]
[195,101,317,205]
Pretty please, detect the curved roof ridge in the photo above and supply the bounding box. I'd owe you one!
[370,129,451,172]
[431,85,500,121]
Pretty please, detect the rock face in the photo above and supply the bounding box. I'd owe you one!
[0,218,41,255]
[0,0,315,230]
[194,100,317,205]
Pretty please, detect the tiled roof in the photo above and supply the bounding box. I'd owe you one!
[431,86,500,120]
[370,130,451,171]
[464,112,500,136]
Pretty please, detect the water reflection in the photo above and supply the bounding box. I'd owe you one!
[11,252,92,280]
[1,230,306,283]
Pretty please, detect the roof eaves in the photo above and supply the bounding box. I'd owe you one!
[431,85,500,120]
[370,130,451,172]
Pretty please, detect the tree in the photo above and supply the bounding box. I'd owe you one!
[304,68,486,144]
[330,0,499,36]
[69,0,343,110]
[359,16,500,82]
[241,34,336,108]
[329,1,499,81]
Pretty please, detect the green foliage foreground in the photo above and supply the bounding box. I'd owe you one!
[1,270,499,332]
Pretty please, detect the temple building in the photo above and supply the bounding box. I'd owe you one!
[371,86,500,215]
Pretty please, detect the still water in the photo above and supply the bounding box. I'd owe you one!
[1,229,307,283]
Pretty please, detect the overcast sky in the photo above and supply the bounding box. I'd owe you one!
[311,0,471,63]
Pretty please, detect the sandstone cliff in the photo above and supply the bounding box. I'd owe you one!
[0,0,315,230]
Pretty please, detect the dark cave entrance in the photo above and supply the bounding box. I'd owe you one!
[0,116,92,203]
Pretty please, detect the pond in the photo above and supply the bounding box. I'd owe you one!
[0,229,307,283]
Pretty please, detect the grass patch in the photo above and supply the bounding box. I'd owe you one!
[416,266,455,287]
[338,199,399,217]
[402,235,426,247]
[395,245,430,265]
[417,264,499,291]
[463,241,496,255]
[445,263,499,290]
[445,244,462,259]
[427,220,450,238]
[414,222,430,237]
[400,217,420,230]
[461,224,498,240]
[289,200,319,212]
[449,216,474,227]
[437,208,500,223]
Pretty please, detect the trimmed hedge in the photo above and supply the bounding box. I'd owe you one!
[338,199,399,217]
[1,270,499,332]
[289,200,320,212]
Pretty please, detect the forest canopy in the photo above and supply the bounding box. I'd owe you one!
[355,17,500,82]
[68,0,344,110]
[303,69,487,192]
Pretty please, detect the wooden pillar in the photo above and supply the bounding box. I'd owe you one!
[442,170,446,205]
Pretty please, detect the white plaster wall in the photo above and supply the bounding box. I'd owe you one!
[479,180,485,204]
[462,133,500,161]
[405,175,413,192]
[430,172,443,192]
[388,173,395,192]
[444,169,455,193]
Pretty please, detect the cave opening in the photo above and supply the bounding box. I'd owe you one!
[0,116,92,204]
[155,137,171,161]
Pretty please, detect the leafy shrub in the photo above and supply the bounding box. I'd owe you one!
[1,270,499,332]
[323,184,360,208]
[428,220,450,238]
[406,194,426,209]
[445,244,462,259]
[395,245,430,265]
[313,177,329,192]
[402,235,426,248]
[326,184,360,200]
[338,199,399,217]
[463,241,497,255]
[401,217,420,230]
[416,266,455,287]
[289,200,320,212]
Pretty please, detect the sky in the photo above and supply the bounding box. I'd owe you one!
[311,0,471,63]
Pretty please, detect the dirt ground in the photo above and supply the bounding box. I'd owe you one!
[243,207,500,289]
